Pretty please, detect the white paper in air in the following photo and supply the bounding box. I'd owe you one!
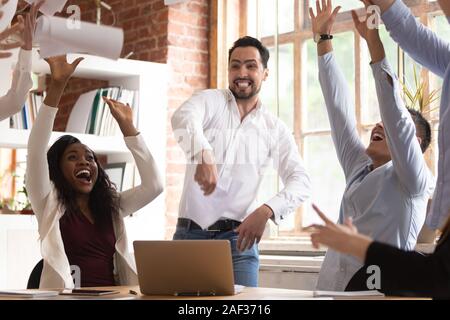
[0,0,18,33]
[24,0,68,16]
[35,16,124,60]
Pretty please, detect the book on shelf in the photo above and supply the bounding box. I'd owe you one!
[66,86,139,136]
[9,92,44,130]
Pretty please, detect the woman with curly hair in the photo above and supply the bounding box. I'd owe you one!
[26,55,163,289]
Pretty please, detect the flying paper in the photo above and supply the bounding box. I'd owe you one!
[24,0,68,16]
[35,15,124,60]
[0,0,18,33]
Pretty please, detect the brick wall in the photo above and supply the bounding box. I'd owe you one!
[41,0,210,238]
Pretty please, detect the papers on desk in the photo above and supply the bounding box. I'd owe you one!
[0,289,59,298]
[35,16,124,60]
[313,290,385,298]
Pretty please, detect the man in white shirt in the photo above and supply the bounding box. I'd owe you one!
[171,36,311,287]
[310,0,435,291]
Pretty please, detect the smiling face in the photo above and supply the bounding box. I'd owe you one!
[60,143,99,195]
[366,122,391,165]
[228,46,268,100]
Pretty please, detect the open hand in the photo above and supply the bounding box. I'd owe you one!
[352,0,380,41]
[102,97,139,137]
[44,55,84,84]
[21,0,45,50]
[0,14,24,58]
[309,0,341,35]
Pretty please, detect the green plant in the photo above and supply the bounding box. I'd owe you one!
[401,64,440,114]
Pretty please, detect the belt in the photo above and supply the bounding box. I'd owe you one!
[177,218,241,232]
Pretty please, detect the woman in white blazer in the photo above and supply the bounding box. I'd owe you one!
[25,55,164,289]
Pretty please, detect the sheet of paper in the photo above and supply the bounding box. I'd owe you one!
[35,15,124,60]
[0,0,18,33]
[0,289,59,298]
[313,290,385,298]
[65,89,98,133]
[24,0,68,16]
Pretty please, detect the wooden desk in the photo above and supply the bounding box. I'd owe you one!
[0,286,427,300]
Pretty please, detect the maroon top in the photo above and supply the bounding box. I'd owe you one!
[60,211,116,287]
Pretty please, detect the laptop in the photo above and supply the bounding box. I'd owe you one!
[133,240,243,296]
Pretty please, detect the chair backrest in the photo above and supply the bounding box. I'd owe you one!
[27,259,44,289]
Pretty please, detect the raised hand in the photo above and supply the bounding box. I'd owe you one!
[22,0,45,51]
[352,0,380,41]
[102,97,139,137]
[0,16,25,58]
[309,0,341,35]
[44,55,84,84]
[43,55,83,108]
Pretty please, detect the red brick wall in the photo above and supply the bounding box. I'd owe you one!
[40,0,210,238]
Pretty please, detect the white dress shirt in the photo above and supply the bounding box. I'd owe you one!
[0,49,33,121]
[171,89,311,229]
[381,0,450,229]
[316,53,435,291]
[26,105,163,289]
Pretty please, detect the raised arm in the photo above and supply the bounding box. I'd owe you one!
[372,0,450,77]
[309,205,450,299]
[310,0,369,179]
[26,55,83,218]
[354,2,430,195]
[102,97,164,217]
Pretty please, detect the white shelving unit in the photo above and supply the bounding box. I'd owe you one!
[0,49,168,289]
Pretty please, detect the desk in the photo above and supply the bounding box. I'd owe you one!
[0,286,427,300]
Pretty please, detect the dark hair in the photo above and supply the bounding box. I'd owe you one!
[47,135,120,225]
[228,36,270,69]
[407,109,432,153]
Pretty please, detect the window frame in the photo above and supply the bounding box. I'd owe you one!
[211,0,443,238]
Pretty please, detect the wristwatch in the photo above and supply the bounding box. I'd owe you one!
[314,33,334,43]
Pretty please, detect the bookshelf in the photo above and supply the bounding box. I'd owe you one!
[0,49,168,289]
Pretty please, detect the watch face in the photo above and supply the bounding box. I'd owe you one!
[314,34,321,43]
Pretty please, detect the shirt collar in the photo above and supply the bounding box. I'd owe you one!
[225,89,265,113]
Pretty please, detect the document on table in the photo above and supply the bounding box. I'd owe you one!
[313,290,385,298]
[35,16,124,60]
[0,289,59,298]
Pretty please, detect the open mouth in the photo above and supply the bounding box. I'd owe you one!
[75,169,92,184]
[371,132,385,142]
[234,79,253,89]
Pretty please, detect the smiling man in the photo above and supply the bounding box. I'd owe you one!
[310,0,435,291]
[171,36,311,287]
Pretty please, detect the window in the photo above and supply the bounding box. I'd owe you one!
[214,0,444,237]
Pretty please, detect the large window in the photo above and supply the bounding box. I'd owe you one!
[214,0,443,237]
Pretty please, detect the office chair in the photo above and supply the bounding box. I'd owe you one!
[27,259,44,289]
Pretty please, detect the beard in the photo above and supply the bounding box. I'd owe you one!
[229,82,261,100]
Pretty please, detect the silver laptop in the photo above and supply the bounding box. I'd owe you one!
[133,240,242,296]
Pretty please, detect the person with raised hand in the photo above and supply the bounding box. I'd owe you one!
[367,0,450,240]
[0,1,44,120]
[26,55,163,289]
[309,0,434,291]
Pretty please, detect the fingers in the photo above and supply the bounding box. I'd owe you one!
[0,41,23,50]
[309,7,315,20]
[312,203,333,225]
[71,57,84,69]
[0,51,12,59]
[316,0,320,14]
[0,11,3,20]
[331,6,341,18]
[0,21,25,41]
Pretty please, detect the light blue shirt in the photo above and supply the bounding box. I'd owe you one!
[382,0,450,230]
[316,53,435,291]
